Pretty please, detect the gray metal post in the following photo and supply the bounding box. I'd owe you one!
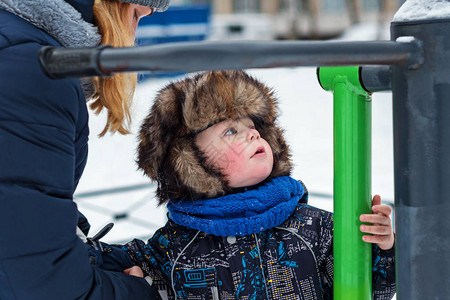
[391,19,450,299]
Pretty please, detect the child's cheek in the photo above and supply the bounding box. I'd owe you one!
[220,143,246,174]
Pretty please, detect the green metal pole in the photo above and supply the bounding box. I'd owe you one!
[318,66,372,299]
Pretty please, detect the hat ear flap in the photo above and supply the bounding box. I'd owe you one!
[169,139,226,197]
[137,114,161,180]
[261,125,292,178]
[137,88,181,179]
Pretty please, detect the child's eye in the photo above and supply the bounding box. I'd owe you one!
[224,128,237,136]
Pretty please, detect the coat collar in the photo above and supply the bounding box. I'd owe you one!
[0,0,100,47]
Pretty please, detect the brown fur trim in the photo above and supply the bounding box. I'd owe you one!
[137,70,292,204]
[170,139,225,197]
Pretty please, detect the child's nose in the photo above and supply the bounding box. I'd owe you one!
[247,129,260,141]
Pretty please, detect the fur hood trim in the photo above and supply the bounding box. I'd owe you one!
[0,0,101,48]
[138,70,292,204]
[0,0,101,99]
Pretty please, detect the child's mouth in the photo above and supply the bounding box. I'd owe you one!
[251,147,265,158]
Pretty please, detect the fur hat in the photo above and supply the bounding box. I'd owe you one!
[138,70,292,204]
[119,0,169,11]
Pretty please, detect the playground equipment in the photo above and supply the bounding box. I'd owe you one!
[38,3,450,299]
[318,66,373,299]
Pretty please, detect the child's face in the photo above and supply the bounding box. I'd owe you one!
[195,117,274,188]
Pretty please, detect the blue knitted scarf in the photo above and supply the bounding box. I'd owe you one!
[167,176,307,237]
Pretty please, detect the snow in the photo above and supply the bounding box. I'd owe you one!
[393,0,450,22]
[395,36,417,43]
[75,23,395,246]
[334,21,390,41]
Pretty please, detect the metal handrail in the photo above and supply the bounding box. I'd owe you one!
[38,39,423,79]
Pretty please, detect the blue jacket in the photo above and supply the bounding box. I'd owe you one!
[0,1,156,299]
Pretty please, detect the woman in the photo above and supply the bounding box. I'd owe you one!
[0,0,168,299]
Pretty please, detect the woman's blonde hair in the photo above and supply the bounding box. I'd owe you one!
[92,0,137,136]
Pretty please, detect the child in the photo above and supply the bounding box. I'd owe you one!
[122,70,395,299]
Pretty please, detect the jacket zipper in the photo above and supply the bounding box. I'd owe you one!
[254,233,270,299]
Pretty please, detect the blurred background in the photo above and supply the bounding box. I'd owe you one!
[137,0,405,42]
[75,0,405,245]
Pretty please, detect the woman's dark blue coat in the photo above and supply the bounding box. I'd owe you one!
[0,1,155,299]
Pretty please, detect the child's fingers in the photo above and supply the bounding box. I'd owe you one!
[372,194,382,206]
[123,266,144,278]
[362,234,393,249]
[361,195,395,250]
[360,214,391,226]
[360,224,392,235]
[372,204,392,216]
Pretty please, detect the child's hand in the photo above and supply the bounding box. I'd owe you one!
[359,195,395,250]
[123,266,144,278]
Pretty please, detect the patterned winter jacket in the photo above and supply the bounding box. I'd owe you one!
[122,196,396,300]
